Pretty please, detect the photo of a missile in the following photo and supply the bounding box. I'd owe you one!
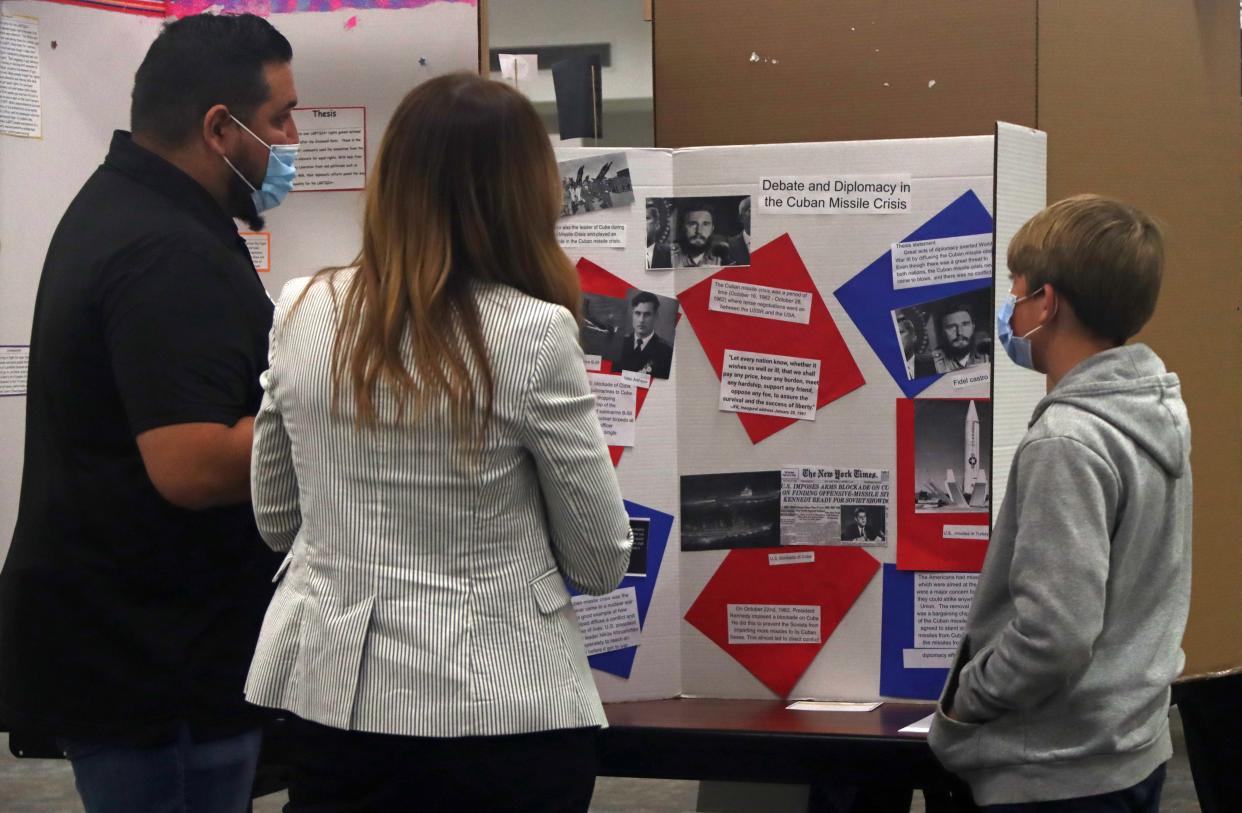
[914,399,991,513]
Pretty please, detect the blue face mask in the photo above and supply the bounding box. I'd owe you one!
[996,288,1050,370]
[222,115,299,213]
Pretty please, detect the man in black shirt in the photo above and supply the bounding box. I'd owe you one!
[0,14,298,812]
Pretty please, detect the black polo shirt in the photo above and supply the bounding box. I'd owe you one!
[0,131,281,741]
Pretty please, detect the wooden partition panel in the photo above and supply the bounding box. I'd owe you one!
[1039,0,1242,677]
[653,0,1036,147]
[652,0,1242,677]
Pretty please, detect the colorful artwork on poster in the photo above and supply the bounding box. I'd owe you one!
[40,0,164,17]
[879,565,978,699]
[167,0,473,20]
[678,234,865,445]
[576,258,663,465]
[684,546,879,697]
[896,398,991,571]
[569,500,674,680]
[833,190,994,398]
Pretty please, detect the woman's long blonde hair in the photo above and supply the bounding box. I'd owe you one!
[311,73,580,442]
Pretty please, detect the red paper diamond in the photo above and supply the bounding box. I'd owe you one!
[677,234,865,444]
[685,546,880,697]
[577,258,657,465]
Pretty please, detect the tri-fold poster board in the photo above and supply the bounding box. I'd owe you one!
[557,124,1048,704]
[0,0,1048,705]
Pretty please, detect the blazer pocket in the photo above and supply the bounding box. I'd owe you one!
[294,593,377,730]
[271,551,294,584]
[528,567,571,615]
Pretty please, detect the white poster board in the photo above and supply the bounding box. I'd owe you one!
[557,131,1044,704]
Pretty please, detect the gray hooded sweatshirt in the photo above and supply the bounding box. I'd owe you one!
[928,344,1192,805]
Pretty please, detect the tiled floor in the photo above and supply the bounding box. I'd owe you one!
[0,710,1202,812]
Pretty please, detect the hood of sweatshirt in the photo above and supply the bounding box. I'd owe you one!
[1029,343,1189,478]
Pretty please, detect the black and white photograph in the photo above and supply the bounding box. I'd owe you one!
[892,287,992,381]
[580,291,627,368]
[913,399,992,514]
[619,287,677,379]
[646,195,752,270]
[627,517,649,577]
[839,505,887,543]
[558,151,634,218]
[680,471,782,551]
[580,289,678,379]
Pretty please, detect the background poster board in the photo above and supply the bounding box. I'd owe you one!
[0,0,481,565]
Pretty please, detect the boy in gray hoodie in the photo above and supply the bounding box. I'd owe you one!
[928,195,1191,810]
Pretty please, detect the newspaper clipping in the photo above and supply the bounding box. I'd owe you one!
[780,466,890,547]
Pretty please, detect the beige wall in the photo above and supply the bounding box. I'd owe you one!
[653,0,1242,677]
[1039,0,1242,677]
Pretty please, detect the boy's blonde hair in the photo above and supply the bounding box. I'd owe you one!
[1007,194,1164,344]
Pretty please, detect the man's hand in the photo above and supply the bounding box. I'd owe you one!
[135,418,255,510]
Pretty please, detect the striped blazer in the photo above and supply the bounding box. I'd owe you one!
[244,272,632,737]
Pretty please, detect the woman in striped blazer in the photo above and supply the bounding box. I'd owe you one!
[244,73,632,812]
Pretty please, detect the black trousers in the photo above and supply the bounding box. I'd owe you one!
[281,715,598,813]
[1173,672,1242,813]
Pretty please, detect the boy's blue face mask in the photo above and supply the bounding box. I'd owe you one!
[222,115,299,214]
[996,287,1052,371]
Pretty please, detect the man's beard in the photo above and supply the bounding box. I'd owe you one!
[227,171,265,232]
[679,235,708,255]
[948,339,971,360]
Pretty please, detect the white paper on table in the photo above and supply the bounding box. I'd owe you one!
[898,712,936,735]
[786,700,882,712]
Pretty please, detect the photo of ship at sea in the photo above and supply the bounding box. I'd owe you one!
[680,471,782,551]
[913,399,992,514]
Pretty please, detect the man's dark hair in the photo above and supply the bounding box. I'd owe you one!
[679,201,717,226]
[940,301,975,323]
[131,14,292,147]
[631,291,660,311]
